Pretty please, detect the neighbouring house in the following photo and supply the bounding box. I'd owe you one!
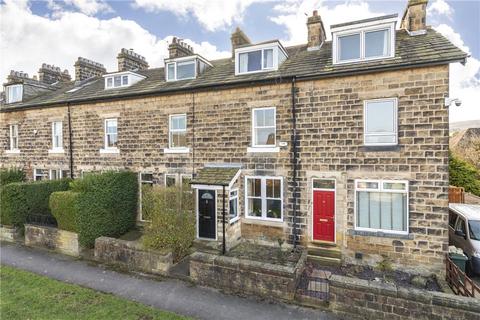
[0,0,467,275]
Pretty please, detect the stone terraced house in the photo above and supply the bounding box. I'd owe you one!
[0,0,467,275]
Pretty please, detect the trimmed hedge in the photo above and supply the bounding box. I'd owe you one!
[0,179,71,227]
[70,171,138,247]
[0,168,25,186]
[49,191,79,233]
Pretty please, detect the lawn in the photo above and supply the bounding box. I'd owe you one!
[0,265,189,320]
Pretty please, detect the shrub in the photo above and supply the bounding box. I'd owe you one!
[71,171,138,247]
[49,191,79,232]
[142,186,195,262]
[450,152,480,196]
[0,168,25,186]
[0,179,71,227]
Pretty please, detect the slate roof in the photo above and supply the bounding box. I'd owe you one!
[191,167,240,186]
[1,27,467,111]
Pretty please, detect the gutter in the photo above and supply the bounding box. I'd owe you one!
[0,56,466,113]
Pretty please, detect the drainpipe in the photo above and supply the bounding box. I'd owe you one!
[67,103,74,178]
[192,92,196,177]
[291,77,299,249]
[222,185,226,255]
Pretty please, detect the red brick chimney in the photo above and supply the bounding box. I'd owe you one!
[307,10,326,51]
[401,0,428,34]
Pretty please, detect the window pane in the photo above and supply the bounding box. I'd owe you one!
[369,192,381,229]
[106,120,117,133]
[383,182,406,190]
[177,61,195,79]
[107,78,113,87]
[248,198,262,217]
[357,181,379,189]
[239,53,248,73]
[229,197,238,220]
[266,199,281,219]
[313,179,335,189]
[339,33,360,61]
[114,76,121,87]
[263,49,273,68]
[357,191,370,228]
[167,63,175,80]
[254,109,265,126]
[166,175,176,187]
[391,193,407,231]
[365,29,390,58]
[255,127,275,145]
[380,193,392,230]
[247,178,261,197]
[181,175,191,189]
[141,173,153,182]
[365,100,395,133]
[240,50,262,73]
[171,115,186,130]
[7,85,23,103]
[122,75,129,85]
[264,109,275,126]
[171,132,186,148]
[107,133,118,147]
[266,179,280,198]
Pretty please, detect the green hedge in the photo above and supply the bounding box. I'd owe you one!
[450,152,480,196]
[0,179,71,227]
[49,191,79,233]
[70,171,138,247]
[0,168,25,186]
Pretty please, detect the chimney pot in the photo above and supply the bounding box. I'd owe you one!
[168,37,194,59]
[117,48,149,72]
[74,57,106,81]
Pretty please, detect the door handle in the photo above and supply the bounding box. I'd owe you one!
[319,218,328,222]
[203,216,211,220]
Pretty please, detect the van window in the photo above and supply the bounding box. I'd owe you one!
[449,211,458,228]
[469,220,480,241]
[456,218,466,234]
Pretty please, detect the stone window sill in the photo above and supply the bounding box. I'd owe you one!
[247,147,280,153]
[99,148,120,155]
[164,148,190,154]
[242,218,284,228]
[5,149,20,155]
[229,216,240,225]
[48,149,65,155]
[348,229,413,240]
[360,145,400,152]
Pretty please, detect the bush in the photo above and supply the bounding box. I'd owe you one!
[49,191,79,232]
[0,179,71,227]
[0,168,25,186]
[70,171,138,247]
[142,186,195,262]
[450,152,480,196]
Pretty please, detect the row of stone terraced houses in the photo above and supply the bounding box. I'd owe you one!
[0,1,467,275]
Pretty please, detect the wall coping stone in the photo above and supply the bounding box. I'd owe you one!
[348,229,415,240]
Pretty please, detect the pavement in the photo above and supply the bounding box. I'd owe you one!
[0,242,336,320]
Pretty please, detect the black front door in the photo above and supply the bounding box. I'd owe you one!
[198,189,216,239]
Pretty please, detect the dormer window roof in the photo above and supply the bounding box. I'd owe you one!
[164,55,212,82]
[331,14,397,65]
[235,41,288,75]
[103,71,146,90]
[5,84,23,104]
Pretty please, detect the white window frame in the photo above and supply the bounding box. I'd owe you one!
[354,179,409,235]
[235,42,288,75]
[168,114,188,150]
[332,21,395,65]
[251,107,276,148]
[6,84,23,103]
[138,172,154,222]
[165,173,177,187]
[103,118,118,150]
[165,58,196,82]
[49,169,68,180]
[104,71,146,90]
[363,98,398,146]
[9,124,19,151]
[180,174,193,190]
[51,121,63,150]
[245,176,283,222]
[34,168,48,181]
[229,189,240,224]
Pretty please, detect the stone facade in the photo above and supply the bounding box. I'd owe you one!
[25,224,80,256]
[94,236,173,275]
[0,225,21,242]
[1,64,452,274]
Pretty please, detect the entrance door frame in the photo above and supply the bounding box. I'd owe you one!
[196,187,218,241]
[311,178,336,243]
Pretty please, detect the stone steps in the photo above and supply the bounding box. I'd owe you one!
[307,255,341,267]
[307,243,342,267]
[307,246,341,259]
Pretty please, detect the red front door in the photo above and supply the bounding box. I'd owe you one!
[313,190,335,242]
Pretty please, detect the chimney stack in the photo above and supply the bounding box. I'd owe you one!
[230,27,251,57]
[7,70,30,83]
[168,37,194,59]
[117,48,149,71]
[38,63,71,84]
[307,10,326,51]
[74,57,106,81]
[401,0,428,34]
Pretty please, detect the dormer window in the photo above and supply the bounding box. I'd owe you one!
[104,71,145,90]
[165,56,211,82]
[332,15,396,64]
[235,42,287,75]
[6,84,23,103]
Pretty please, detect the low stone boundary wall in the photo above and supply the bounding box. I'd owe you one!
[94,237,173,275]
[190,250,307,301]
[25,224,80,257]
[0,225,21,242]
[329,274,480,319]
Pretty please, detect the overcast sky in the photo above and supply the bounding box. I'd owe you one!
[1,0,478,123]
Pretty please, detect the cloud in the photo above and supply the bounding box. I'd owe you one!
[0,0,229,83]
[47,0,113,16]
[270,0,386,45]
[427,0,453,20]
[132,0,268,32]
[433,24,480,122]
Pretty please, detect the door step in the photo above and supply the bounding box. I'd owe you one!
[307,255,341,267]
[307,246,341,259]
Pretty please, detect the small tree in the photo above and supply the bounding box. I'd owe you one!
[142,186,195,262]
[449,152,480,196]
